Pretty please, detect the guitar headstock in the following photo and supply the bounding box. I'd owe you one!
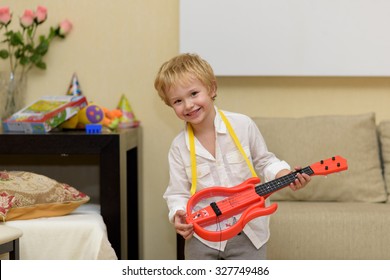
[310,156,348,175]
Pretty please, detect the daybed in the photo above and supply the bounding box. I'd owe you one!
[2,204,117,260]
[0,170,117,260]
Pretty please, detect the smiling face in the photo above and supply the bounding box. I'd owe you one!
[166,76,216,129]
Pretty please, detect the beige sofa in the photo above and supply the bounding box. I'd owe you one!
[252,112,390,260]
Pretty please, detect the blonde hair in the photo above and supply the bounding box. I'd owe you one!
[154,53,217,106]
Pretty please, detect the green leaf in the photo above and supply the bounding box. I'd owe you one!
[25,44,34,52]
[10,32,24,46]
[30,54,42,64]
[20,56,30,65]
[14,48,24,59]
[36,40,49,55]
[35,60,46,70]
[0,49,9,59]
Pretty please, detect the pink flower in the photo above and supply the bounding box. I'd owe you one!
[35,5,47,24]
[0,6,12,26]
[20,9,34,28]
[58,19,72,36]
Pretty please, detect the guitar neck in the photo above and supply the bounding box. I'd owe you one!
[255,166,314,197]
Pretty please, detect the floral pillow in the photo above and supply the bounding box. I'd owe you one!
[0,170,90,222]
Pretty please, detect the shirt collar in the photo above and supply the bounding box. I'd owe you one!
[214,106,227,134]
[184,106,227,159]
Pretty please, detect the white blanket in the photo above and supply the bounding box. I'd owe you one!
[2,204,117,260]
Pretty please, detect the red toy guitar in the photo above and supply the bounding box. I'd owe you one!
[186,156,348,242]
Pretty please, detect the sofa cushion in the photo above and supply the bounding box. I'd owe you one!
[268,201,390,259]
[253,113,387,202]
[0,170,90,221]
[378,120,390,201]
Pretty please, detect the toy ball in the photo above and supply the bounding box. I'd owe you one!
[78,104,104,125]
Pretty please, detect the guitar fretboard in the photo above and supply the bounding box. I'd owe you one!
[255,166,314,197]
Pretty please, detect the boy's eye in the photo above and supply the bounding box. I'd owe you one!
[173,99,182,105]
[191,91,198,97]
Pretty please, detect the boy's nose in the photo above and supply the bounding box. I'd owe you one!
[184,99,194,109]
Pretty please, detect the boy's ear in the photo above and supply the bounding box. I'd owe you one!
[210,81,218,100]
[212,80,217,92]
[210,80,218,96]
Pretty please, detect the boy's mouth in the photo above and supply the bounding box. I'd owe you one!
[186,107,201,117]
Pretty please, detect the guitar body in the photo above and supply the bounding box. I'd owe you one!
[186,156,348,242]
[186,177,278,242]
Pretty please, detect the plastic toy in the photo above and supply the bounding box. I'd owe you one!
[78,104,104,126]
[60,104,103,129]
[66,73,82,96]
[85,124,102,134]
[117,94,140,128]
[60,103,124,130]
[186,156,348,242]
[101,107,122,129]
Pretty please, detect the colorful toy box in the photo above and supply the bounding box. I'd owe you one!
[2,95,87,133]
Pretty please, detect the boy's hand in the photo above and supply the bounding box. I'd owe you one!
[276,167,311,191]
[174,210,194,239]
[289,166,311,191]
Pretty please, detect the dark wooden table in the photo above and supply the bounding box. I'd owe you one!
[0,127,141,260]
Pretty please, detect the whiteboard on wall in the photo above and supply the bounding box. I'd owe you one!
[180,0,390,76]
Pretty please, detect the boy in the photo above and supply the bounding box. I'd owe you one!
[154,53,310,259]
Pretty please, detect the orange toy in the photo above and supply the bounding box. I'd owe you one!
[186,156,348,242]
[101,107,122,129]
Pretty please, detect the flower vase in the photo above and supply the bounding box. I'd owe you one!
[0,71,27,121]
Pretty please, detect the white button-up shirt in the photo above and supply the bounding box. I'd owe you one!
[163,108,290,251]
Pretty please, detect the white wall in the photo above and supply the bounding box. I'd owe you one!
[180,0,390,76]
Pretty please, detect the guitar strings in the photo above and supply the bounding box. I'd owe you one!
[215,189,260,214]
[256,167,313,196]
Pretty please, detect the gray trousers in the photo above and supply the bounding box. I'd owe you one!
[184,232,267,260]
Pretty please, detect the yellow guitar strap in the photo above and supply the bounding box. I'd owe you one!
[188,110,258,195]
[188,124,198,196]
